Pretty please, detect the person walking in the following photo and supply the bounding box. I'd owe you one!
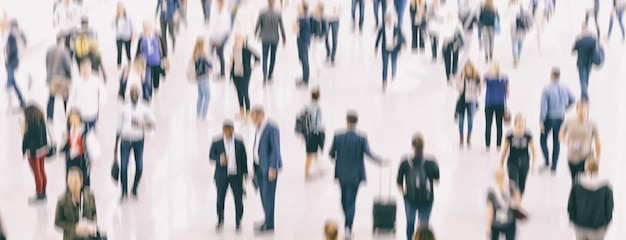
[375,14,405,92]
[572,23,596,101]
[250,106,283,233]
[458,0,479,67]
[324,0,341,65]
[255,0,287,84]
[409,0,427,53]
[607,0,625,43]
[559,101,601,183]
[298,88,324,180]
[4,20,27,110]
[440,10,464,82]
[294,2,311,87]
[479,0,498,63]
[119,57,149,102]
[208,0,232,79]
[86,45,107,83]
[568,159,614,240]
[486,168,521,240]
[427,0,443,61]
[328,111,389,239]
[484,61,508,151]
[61,111,99,188]
[67,59,107,132]
[72,17,98,65]
[54,167,98,240]
[456,61,481,147]
[190,38,213,120]
[230,34,260,120]
[373,0,389,28]
[539,67,576,174]
[113,2,134,69]
[499,114,537,196]
[53,0,82,56]
[201,0,211,23]
[209,120,248,232]
[584,0,601,38]
[21,105,49,203]
[114,86,156,200]
[135,21,167,98]
[351,0,365,32]
[397,133,440,240]
[310,3,328,80]
[155,0,181,52]
[46,34,73,126]
[510,3,532,67]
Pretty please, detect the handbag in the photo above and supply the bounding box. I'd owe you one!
[513,209,528,221]
[591,39,605,67]
[503,106,512,125]
[45,124,57,159]
[111,157,120,182]
[494,17,501,34]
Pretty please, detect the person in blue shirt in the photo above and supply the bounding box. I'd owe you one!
[295,1,311,87]
[4,20,26,110]
[539,67,576,173]
[155,0,181,52]
[572,24,596,101]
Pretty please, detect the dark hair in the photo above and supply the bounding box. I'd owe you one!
[23,105,45,127]
[311,88,320,101]
[324,221,338,240]
[346,111,358,124]
[551,67,560,79]
[302,2,309,13]
[411,133,424,152]
[413,225,436,240]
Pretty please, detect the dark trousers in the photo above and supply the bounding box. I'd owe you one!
[200,0,211,21]
[485,105,505,148]
[233,75,251,110]
[5,62,25,107]
[212,41,226,76]
[394,0,407,27]
[491,223,516,240]
[148,65,161,93]
[325,21,339,62]
[442,41,459,81]
[340,183,360,229]
[411,24,426,50]
[568,159,587,184]
[577,63,591,100]
[160,19,176,51]
[351,0,364,29]
[404,199,433,240]
[540,118,563,170]
[255,165,277,228]
[261,43,278,80]
[46,97,68,121]
[381,49,398,82]
[507,159,529,195]
[116,39,132,66]
[216,176,244,224]
[64,34,74,59]
[430,34,439,59]
[120,139,145,195]
[297,41,310,83]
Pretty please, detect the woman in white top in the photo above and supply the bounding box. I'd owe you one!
[427,0,444,61]
[113,2,134,68]
[209,0,232,79]
[53,0,82,52]
[440,10,464,82]
[66,59,107,132]
[456,61,481,146]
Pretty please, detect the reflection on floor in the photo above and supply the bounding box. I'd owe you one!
[0,0,624,239]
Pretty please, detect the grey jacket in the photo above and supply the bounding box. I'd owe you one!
[45,45,72,83]
[255,8,286,44]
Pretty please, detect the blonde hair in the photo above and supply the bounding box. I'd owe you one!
[585,158,599,174]
[462,61,480,81]
[191,37,206,63]
[324,220,338,240]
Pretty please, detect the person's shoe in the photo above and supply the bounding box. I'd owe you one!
[28,195,46,205]
[539,165,550,173]
[216,222,224,232]
[550,169,557,176]
[236,222,242,232]
[382,82,387,93]
[254,221,265,228]
[254,225,274,234]
[344,227,353,239]
[459,136,464,146]
[467,136,471,146]
[513,59,518,67]
[296,81,308,88]
[131,188,138,199]
[120,193,128,203]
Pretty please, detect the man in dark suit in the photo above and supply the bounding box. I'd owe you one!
[572,23,597,100]
[250,106,282,233]
[209,120,248,231]
[329,111,388,238]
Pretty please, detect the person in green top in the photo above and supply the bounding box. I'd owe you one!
[54,167,98,240]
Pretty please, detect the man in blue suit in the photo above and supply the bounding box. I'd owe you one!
[250,106,282,233]
[155,0,181,52]
[329,111,388,239]
[209,120,248,232]
[572,23,597,101]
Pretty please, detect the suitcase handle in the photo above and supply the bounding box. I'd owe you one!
[379,162,394,198]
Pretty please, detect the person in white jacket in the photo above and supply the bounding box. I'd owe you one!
[209,0,232,79]
[66,58,107,133]
[440,10,464,82]
[53,0,82,55]
[427,0,444,61]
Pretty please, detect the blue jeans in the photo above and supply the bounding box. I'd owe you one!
[5,62,25,107]
[608,8,625,38]
[351,0,364,29]
[540,118,563,170]
[297,40,310,83]
[197,79,210,118]
[120,139,145,195]
[372,0,387,26]
[511,34,524,61]
[325,21,340,62]
[458,102,476,137]
[394,0,407,27]
[577,63,591,100]
[382,50,399,82]
[340,183,360,228]
[404,199,433,240]
[261,43,278,79]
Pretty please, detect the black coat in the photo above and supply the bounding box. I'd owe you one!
[209,137,248,183]
[229,46,260,78]
[568,176,614,228]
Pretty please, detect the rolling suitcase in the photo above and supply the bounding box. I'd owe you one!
[373,168,396,233]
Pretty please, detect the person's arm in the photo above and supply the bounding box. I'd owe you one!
[159,36,168,58]
[269,126,281,169]
[7,37,17,60]
[567,185,576,220]
[54,200,77,236]
[114,107,124,158]
[63,50,72,78]
[396,161,405,195]
[539,89,548,128]
[529,137,537,172]
[486,201,494,237]
[155,0,162,18]
[143,107,156,130]
[255,14,262,38]
[241,141,248,176]
[572,40,579,54]
[135,37,142,58]
[329,135,337,159]
[558,120,568,142]
[430,160,440,182]
[566,88,576,109]
[374,28,383,51]
[363,137,383,164]
[278,15,286,45]
[99,60,107,82]
[208,140,220,162]
[593,124,601,161]
[499,138,510,167]
[249,47,261,62]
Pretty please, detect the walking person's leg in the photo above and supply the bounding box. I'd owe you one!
[391,50,398,79]
[495,105,505,148]
[231,176,244,225]
[261,43,269,80]
[120,141,131,196]
[381,50,390,82]
[540,120,553,169]
[124,40,132,62]
[404,199,417,240]
[243,76,251,111]
[160,19,168,51]
[550,119,563,170]
[443,44,452,80]
[485,106,495,148]
[217,43,226,77]
[216,179,228,224]
[268,43,278,80]
[28,156,44,197]
[132,140,145,195]
[116,39,123,66]
[196,82,203,117]
[201,80,210,118]
[330,21,339,63]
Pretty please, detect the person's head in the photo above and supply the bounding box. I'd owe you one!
[116,2,127,17]
[223,120,235,138]
[79,58,92,77]
[463,61,479,80]
[23,105,45,126]
[192,37,206,62]
[584,157,599,175]
[324,220,338,240]
[514,113,525,132]
[411,133,424,156]
[64,0,70,4]
[311,87,320,101]
[9,19,18,32]
[251,106,266,126]
[130,86,140,104]
[67,167,84,193]
[268,0,275,7]
[315,3,324,16]
[67,110,83,129]
[550,67,560,82]
[413,225,436,240]
[298,1,309,16]
[485,0,495,9]
[577,100,589,120]
[489,60,501,76]
[346,110,358,127]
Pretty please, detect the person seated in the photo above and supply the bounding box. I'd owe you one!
[54,167,98,240]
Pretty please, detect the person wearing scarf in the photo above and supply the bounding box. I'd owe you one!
[230,34,260,121]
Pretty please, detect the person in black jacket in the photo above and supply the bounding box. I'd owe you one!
[230,34,260,121]
[21,105,49,203]
[375,14,405,92]
[409,0,427,52]
[572,23,596,101]
[209,120,248,232]
[5,20,26,109]
[568,158,613,240]
[294,2,311,87]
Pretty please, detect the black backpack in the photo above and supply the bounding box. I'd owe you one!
[294,110,311,135]
[515,11,532,30]
[404,159,432,206]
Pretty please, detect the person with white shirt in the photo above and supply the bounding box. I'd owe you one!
[209,0,232,79]
[375,14,405,92]
[66,59,106,132]
[324,0,342,65]
[53,0,82,55]
[440,10,464,82]
[209,120,248,232]
[119,57,147,102]
[114,86,156,201]
[427,0,444,61]
[232,0,258,39]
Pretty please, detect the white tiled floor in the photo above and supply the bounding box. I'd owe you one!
[0,0,624,239]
